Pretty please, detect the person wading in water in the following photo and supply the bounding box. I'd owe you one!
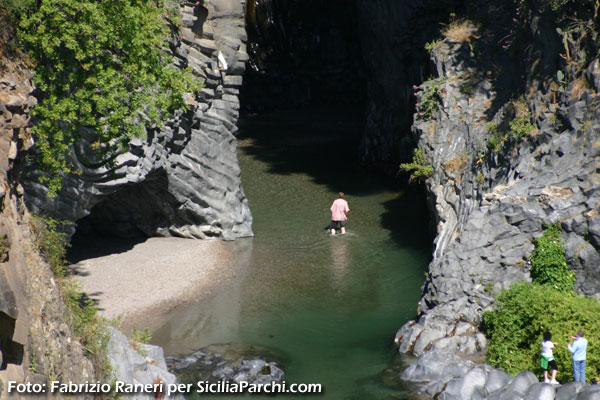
[329,192,349,235]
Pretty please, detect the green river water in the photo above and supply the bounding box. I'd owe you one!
[152,106,431,399]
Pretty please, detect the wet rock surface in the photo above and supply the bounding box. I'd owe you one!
[166,343,285,386]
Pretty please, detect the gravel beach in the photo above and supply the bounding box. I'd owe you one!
[70,237,244,332]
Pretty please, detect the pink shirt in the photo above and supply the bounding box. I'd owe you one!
[330,198,349,221]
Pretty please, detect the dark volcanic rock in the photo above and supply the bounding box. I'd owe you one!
[166,343,285,386]
[394,1,600,398]
[355,0,462,172]
[22,2,253,241]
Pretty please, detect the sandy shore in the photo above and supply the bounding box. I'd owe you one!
[70,237,244,333]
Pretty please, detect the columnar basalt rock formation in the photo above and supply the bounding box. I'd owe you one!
[395,9,600,399]
[0,29,191,398]
[6,0,600,398]
[242,0,366,111]
[354,0,461,172]
[23,2,253,240]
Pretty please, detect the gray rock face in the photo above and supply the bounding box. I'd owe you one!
[401,351,474,397]
[23,3,253,240]
[354,0,463,171]
[509,372,540,397]
[525,383,557,400]
[556,383,583,400]
[166,344,285,386]
[440,367,487,400]
[107,328,183,400]
[242,0,365,111]
[394,2,600,399]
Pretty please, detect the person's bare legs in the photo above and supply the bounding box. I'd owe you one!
[544,370,549,382]
[551,369,558,383]
[341,227,346,234]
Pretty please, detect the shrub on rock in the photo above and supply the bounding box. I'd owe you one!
[529,223,575,291]
[482,282,600,382]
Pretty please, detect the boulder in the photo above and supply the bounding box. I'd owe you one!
[506,371,539,397]
[556,382,583,400]
[440,367,487,400]
[484,369,512,394]
[524,383,556,400]
[576,384,600,400]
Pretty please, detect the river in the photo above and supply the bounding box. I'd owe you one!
[152,105,431,399]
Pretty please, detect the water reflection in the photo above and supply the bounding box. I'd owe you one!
[152,238,254,355]
[151,108,430,399]
[329,236,350,291]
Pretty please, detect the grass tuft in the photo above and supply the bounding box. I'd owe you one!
[442,20,478,43]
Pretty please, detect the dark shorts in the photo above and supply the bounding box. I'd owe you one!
[544,359,558,371]
[330,220,346,229]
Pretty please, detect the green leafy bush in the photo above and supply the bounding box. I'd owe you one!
[131,328,152,356]
[485,111,534,154]
[486,122,504,153]
[509,116,535,142]
[30,216,71,277]
[17,0,200,194]
[476,172,485,185]
[0,0,35,22]
[165,0,182,24]
[61,279,112,376]
[62,280,101,345]
[460,83,474,95]
[413,77,447,121]
[482,282,600,382]
[425,39,442,52]
[529,224,575,291]
[399,148,434,182]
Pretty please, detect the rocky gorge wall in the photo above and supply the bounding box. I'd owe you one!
[242,0,464,173]
[394,4,600,399]
[354,0,458,171]
[0,3,253,396]
[0,49,96,395]
[6,0,600,398]
[21,1,252,240]
[242,0,365,111]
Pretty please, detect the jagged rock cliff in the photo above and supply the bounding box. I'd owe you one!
[242,0,365,110]
[21,2,252,240]
[0,33,187,400]
[1,3,254,395]
[354,0,460,171]
[0,50,96,395]
[395,3,600,398]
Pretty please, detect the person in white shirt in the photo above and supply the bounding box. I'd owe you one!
[541,332,559,384]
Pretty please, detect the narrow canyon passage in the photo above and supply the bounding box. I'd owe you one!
[151,105,432,399]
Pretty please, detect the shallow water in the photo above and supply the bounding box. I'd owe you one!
[152,106,431,399]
